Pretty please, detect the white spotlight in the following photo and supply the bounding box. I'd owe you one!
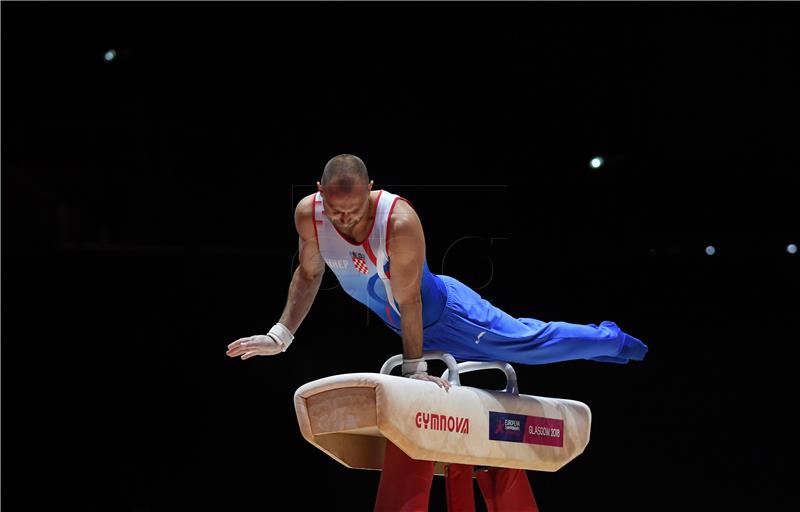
[705,245,716,256]
[590,156,604,169]
[104,49,117,62]
[788,244,797,254]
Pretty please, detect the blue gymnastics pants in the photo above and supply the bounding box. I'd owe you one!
[403,274,649,365]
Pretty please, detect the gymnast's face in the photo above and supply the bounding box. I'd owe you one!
[317,180,373,230]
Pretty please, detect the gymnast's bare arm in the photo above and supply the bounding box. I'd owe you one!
[389,201,450,390]
[227,194,325,360]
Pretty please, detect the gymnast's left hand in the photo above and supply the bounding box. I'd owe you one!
[407,373,451,391]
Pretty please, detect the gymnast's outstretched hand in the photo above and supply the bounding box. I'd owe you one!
[226,335,283,359]
[407,372,451,391]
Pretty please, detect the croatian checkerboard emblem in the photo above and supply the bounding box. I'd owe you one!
[351,251,369,274]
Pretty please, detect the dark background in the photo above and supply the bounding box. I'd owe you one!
[3,2,798,511]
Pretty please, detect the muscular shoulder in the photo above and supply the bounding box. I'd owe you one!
[388,198,424,255]
[389,198,420,230]
[294,193,317,238]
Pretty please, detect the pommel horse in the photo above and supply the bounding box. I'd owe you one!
[294,351,592,511]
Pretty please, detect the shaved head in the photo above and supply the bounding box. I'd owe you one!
[320,154,370,195]
[317,154,373,232]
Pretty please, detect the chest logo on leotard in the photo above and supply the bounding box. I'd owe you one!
[350,251,369,275]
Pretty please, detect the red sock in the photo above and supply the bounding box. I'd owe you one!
[445,464,476,512]
[476,468,538,512]
[374,441,434,512]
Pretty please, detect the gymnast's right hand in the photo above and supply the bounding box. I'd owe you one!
[227,322,295,359]
[226,335,283,359]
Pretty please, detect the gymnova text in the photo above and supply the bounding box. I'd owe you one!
[415,411,470,434]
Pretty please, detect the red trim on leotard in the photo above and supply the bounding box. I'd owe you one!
[363,238,378,267]
[312,195,322,252]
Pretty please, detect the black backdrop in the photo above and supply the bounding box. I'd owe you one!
[3,2,798,511]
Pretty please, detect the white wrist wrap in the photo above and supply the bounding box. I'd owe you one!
[267,322,294,352]
[402,358,428,376]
